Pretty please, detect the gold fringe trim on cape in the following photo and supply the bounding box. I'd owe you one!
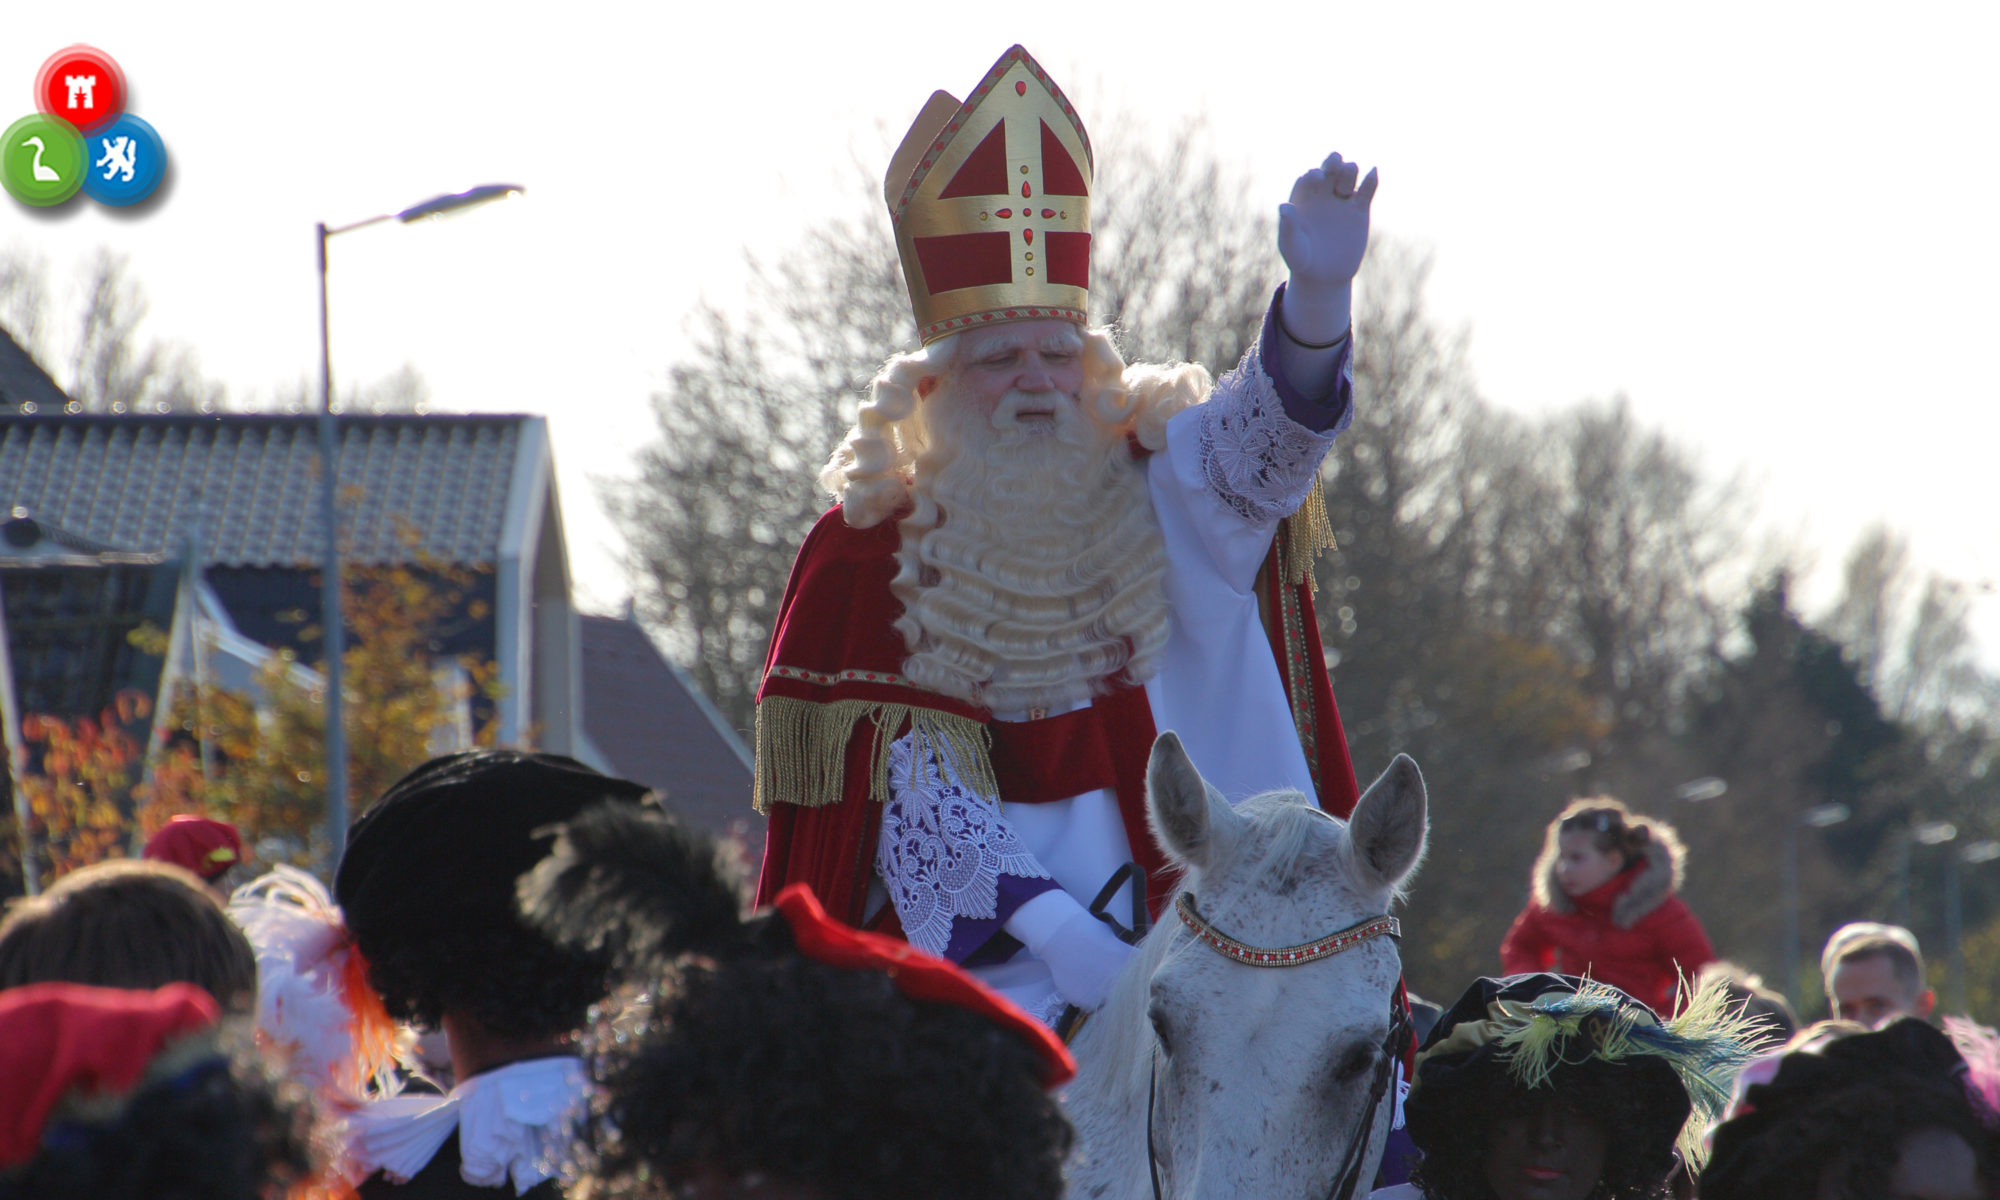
[753,695,996,813]
[1280,480,1336,591]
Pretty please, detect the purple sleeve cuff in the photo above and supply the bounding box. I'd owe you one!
[949,874,1061,965]
[1264,282,1354,433]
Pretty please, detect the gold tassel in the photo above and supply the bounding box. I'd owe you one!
[1280,479,1336,591]
[753,696,994,813]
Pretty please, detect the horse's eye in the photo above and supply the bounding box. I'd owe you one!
[1149,1003,1175,1057]
[1334,1042,1378,1081]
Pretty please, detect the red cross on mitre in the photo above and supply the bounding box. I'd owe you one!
[884,46,1094,344]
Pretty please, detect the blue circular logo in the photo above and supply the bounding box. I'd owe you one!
[78,112,163,206]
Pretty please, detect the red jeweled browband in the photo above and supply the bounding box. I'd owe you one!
[1175,893,1401,968]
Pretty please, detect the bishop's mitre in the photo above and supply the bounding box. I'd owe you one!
[885,45,1094,344]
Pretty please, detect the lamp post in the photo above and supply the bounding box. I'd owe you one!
[1899,819,1962,929]
[1948,837,2000,1014]
[1783,801,1852,1006]
[316,183,523,871]
[1674,776,1728,804]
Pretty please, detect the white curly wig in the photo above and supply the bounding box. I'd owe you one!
[816,325,1214,712]
[818,326,1212,529]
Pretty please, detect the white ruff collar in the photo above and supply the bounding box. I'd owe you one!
[344,1056,587,1193]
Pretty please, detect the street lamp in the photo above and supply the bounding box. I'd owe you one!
[1897,819,1962,928]
[1783,801,1851,1005]
[1674,776,1728,804]
[1945,837,2000,1014]
[315,183,523,871]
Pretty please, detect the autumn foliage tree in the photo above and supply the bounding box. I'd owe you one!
[11,690,182,886]
[4,555,502,889]
[135,558,501,868]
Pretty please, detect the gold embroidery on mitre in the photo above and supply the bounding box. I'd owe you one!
[884,45,1094,344]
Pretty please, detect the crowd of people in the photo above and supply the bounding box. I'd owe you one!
[6,40,1998,1200]
[1,761,1995,1199]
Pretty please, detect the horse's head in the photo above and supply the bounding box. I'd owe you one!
[1121,730,1427,1200]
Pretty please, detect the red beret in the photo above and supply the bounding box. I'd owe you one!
[142,815,245,881]
[0,982,220,1168]
[773,884,1075,1088]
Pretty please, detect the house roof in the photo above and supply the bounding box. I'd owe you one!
[0,328,68,413]
[0,414,529,566]
[577,613,756,837]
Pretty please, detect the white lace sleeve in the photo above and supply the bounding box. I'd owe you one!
[1197,335,1346,525]
[875,732,1053,958]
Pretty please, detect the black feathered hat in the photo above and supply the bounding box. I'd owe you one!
[334,751,650,1010]
[337,751,649,940]
[1407,973,1760,1174]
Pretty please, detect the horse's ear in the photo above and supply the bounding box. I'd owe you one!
[1147,731,1237,870]
[1345,754,1427,897]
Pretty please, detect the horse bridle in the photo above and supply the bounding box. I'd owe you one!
[1146,893,1408,1200]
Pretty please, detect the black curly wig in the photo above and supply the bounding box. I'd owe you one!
[517,800,1073,1200]
[1406,1057,1678,1200]
[351,916,614,1041]
[581,921,1071,1200]
[1700,1018,1997,1200]
[0,1031,316,1200]
[335,750,651,1040]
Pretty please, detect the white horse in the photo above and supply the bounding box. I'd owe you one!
[1064,732,1428,1200]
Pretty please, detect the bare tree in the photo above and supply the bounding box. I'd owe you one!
[1824,524,1998,725]
[1090,118,1277,369]
[1825,524,1913,692]
[1541,398,1744,741]
[0,251,51,356]
[0,248,226,413]
[259,362,434,415]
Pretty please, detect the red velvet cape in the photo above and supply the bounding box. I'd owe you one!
[752,506,1359,926]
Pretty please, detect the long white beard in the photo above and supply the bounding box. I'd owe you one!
[892,387,1173,714]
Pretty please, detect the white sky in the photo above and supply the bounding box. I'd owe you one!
[6,1,1998,659]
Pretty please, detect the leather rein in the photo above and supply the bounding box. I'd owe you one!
[1146,894,1407,1200]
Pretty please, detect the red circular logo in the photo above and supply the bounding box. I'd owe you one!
[35,45,126,134]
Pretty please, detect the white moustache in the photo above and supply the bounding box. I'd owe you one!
[991,389,1083,438]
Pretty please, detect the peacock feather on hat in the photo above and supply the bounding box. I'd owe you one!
[1415,974,1768,1169]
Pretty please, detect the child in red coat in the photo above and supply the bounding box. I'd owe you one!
[1498,798,1715,1015]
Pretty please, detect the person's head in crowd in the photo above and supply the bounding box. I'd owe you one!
[517,800,1075,1200]
[333,750,651,1080]
[1543,798,1664,900]
[1400,973,1760,1200]
[142,814,247,899]
[1700,1016,1997,1200]
[1819,921,1935,1028]
[0,858,257,1014]
[0,981,315,1200]
[1696,960,1798,1050]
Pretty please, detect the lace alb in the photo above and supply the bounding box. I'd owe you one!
[876,733,1051,957]
[1197,337,1348,525]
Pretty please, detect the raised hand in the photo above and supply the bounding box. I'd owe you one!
[1277,152,1378,294]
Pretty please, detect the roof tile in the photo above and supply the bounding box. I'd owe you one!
[0,414,530,566]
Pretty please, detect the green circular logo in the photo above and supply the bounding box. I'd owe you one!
[2,114,86,207]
